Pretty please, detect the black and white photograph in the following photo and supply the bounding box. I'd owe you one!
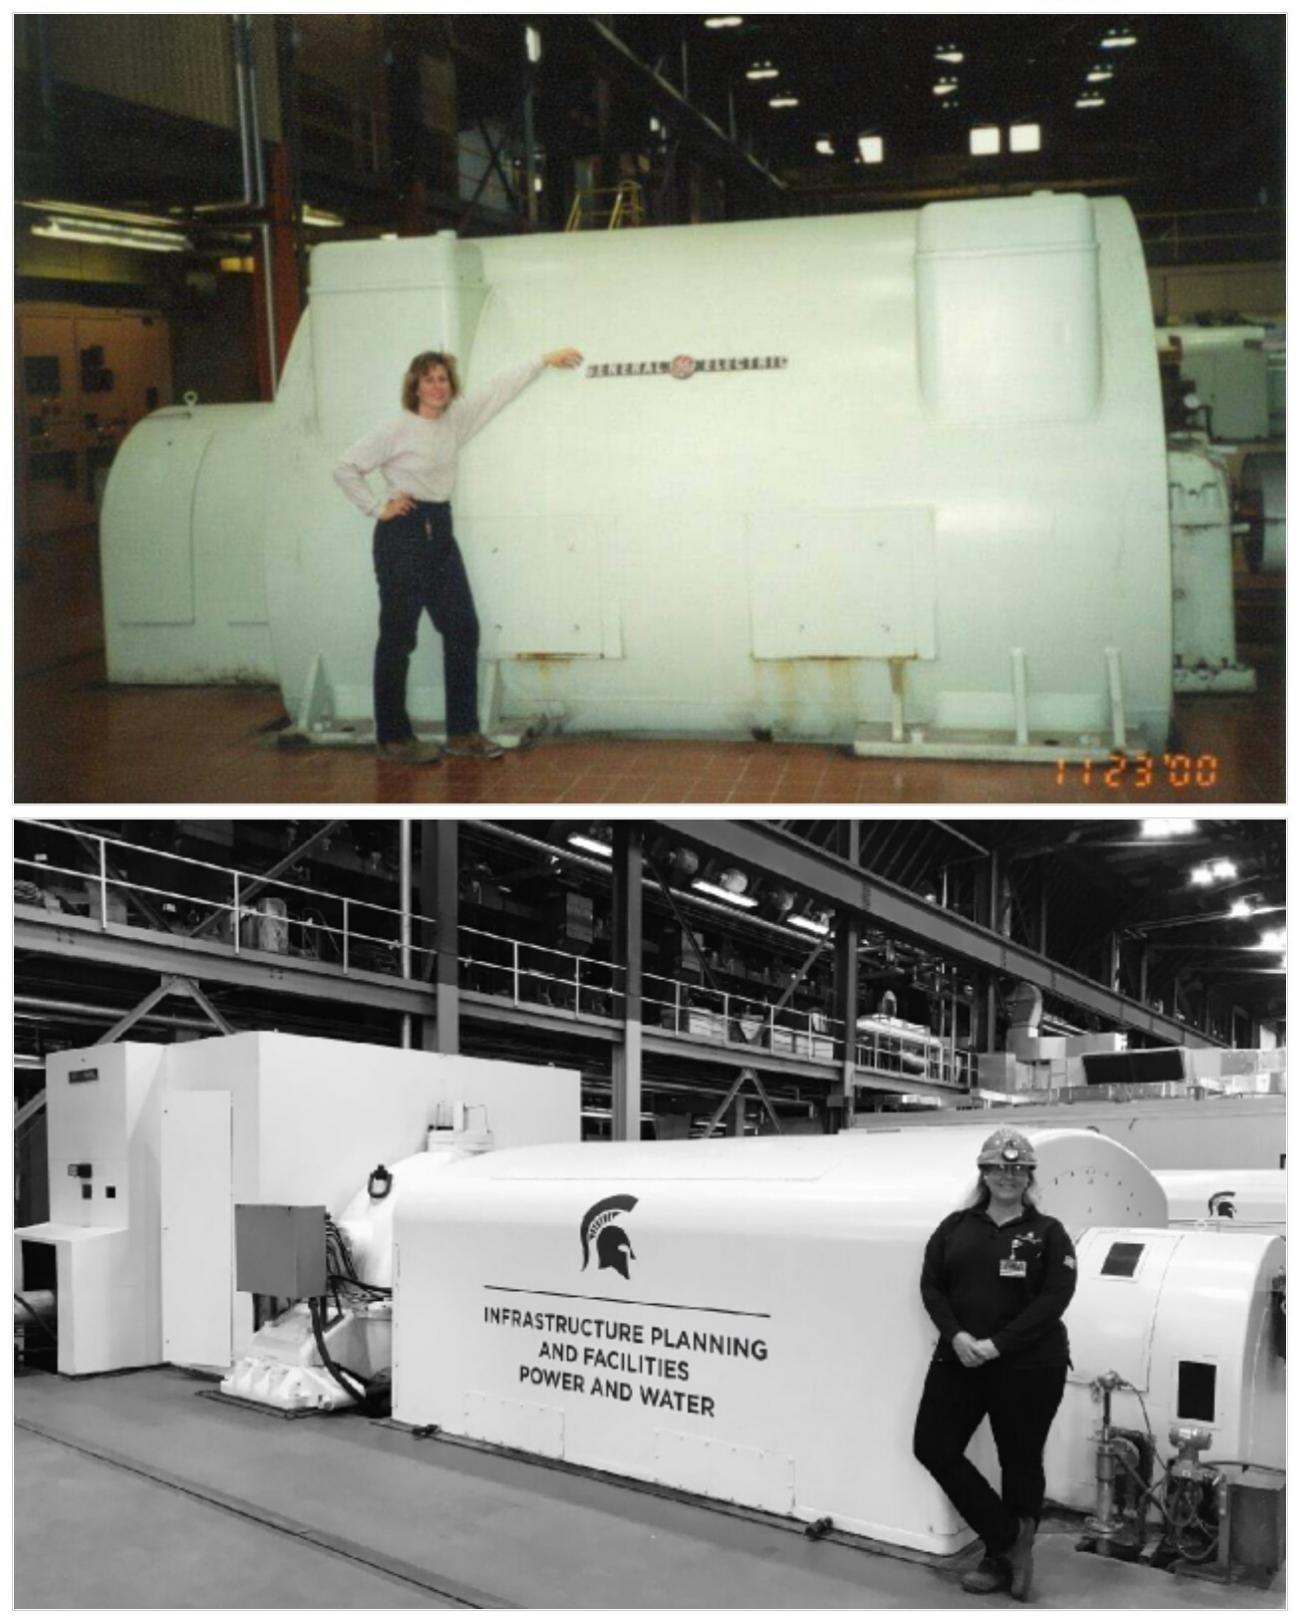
[13,816,1286,1606]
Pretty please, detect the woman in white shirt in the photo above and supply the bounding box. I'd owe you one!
[334,346,582,763]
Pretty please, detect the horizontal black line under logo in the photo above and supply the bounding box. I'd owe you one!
[485,1284,770,1320]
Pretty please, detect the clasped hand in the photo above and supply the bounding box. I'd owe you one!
[952,1331,1000,1368]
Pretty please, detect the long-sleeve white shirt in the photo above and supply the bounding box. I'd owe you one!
[333,357,545,517]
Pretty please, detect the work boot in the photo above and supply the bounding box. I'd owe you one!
[1006,1517,1036,1603]
[960,1554,1011,1595]
[445,730,505,760]
[375,738,444,765]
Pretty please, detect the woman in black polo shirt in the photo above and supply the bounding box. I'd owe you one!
[913,1127,1077,1603]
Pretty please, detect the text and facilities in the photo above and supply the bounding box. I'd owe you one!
[484,1300,769,1419]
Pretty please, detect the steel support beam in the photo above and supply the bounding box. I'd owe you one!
[835,915,860,1129]
[571,18,787,199]
[422,822,460,1054]
[611,823,643,1142]
[655,822,1216,1047]
[98,975,235,1044]
[16,911,436,1016]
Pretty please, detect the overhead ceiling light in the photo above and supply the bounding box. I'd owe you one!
[1259,928,1286,952]
[1141,818,1198,837]
[815,138,835,155]
[568,832,613,858]
[1229,898,1254,918]
[32,215,193,253]
[768,95,800,108]
[525,25,542,63]
[1075,95,1106,108]
[970,125,1000,154]
[691,878,759,908]
[935,48,965,64]
[1189,865,1214,885]
[1087,68,1114,83]
[746,64,778,80]
[704,15,744,27]
[1009,122,1041,152]
[1210,858,1239,881]
[302,205,345,229]
[858,134,884,163]
[1100,33,1137,49]
[789,913,832,936]
[933,80,959,97]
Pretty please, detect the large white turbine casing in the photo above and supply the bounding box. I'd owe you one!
[1046,1227,1286,1510]
[102,194,1174,749]
[391,1125,1164,1553]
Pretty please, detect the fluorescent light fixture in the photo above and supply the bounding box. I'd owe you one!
[970,125,1000,154]
[768,95,800,108]
[302,205,344,228]
[789,914,831,936]
[1076,95,1106,108]
[858,135,884,163]
[1189,865,1214,886]
[525,25,542,63]
[25,198,178,228]
[933,81,958,97]
[1210,859,1238,881]
[649,115,662,133]
[1100,33,1137,49]
[935,49,964,64]
[746,64,778,80]
[1010,122,1041,153]
[691,879,759,908]
[33,215,192,253]
[1141,818,1198,837]
[1087,68,1114,83]
[705,15,744,27]
[533,176,544,193]
[219,255,255,274]
[1229,899,1254,918]
[1259,928,1286,952]
[815,138,835,156]
[567,832,613,858]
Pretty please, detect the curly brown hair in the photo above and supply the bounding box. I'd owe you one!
[401,351,461,412]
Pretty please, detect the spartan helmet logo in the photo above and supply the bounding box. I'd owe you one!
[1208,1190,1237,1219]
[580,1194,639,1280]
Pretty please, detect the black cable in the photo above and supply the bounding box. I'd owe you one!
[308,1296,368,1405]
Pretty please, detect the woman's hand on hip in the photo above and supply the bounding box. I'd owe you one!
[378,493,416,522]
[542,347,584,369]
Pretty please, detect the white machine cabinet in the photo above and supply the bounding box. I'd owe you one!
[101,192,1178,759]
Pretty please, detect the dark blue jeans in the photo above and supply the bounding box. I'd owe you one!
[372,501,479,743]
[912,1359,1067,1553]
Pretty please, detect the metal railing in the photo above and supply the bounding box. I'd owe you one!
[15,820,428,978]
[15,820,972,1089]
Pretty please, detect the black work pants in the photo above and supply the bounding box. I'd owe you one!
[912,1359,1067,1554]
[372,502,480,743]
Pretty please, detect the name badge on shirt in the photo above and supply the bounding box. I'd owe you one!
[1000,1259,1028,1278]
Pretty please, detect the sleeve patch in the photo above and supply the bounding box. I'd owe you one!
[1063,1256,1077,1270]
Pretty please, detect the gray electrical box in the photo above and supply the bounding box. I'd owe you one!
[234,1204,327,1298]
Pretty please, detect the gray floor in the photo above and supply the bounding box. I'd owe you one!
[14,1367,1286,1610]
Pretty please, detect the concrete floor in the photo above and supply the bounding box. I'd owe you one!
[14,1368,1286,1610]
